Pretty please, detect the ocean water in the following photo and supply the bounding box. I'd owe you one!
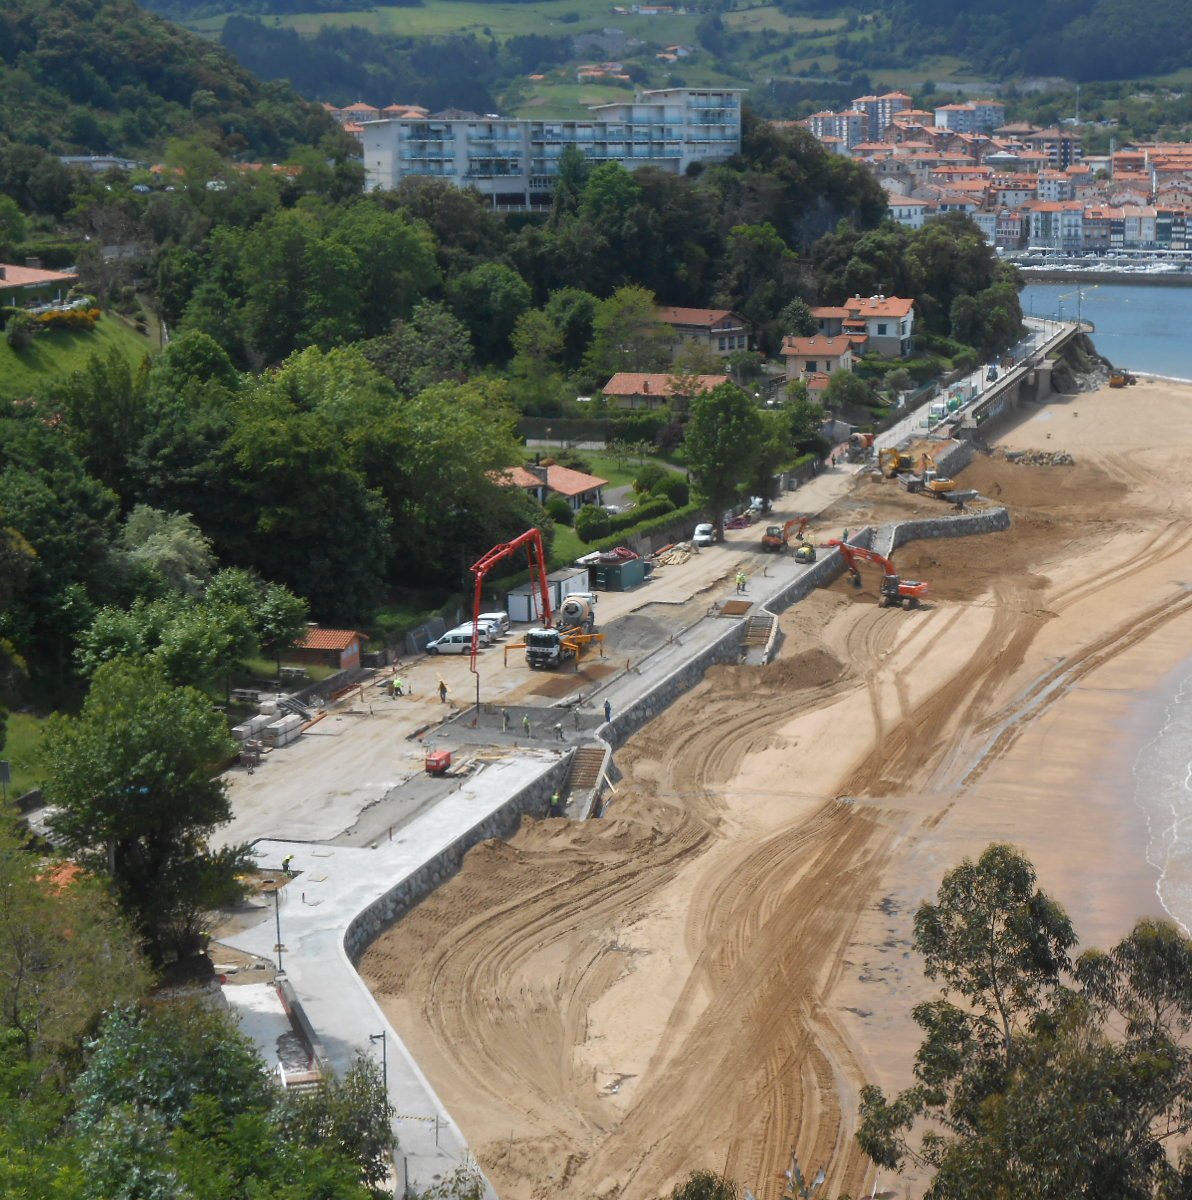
[1133,662,1192,935]
[1021,281,1192,382]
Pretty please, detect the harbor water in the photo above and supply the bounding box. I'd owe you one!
[1021,281,1192,381]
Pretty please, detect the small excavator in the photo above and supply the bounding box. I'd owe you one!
[761,516,808,553]
[824,538,929,610]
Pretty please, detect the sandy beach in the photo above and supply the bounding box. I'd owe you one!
[360,379,1192,1200]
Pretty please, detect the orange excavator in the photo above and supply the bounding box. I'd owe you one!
[824,539,929,610]
[761,516,808,553]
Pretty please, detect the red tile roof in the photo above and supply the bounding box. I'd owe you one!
[601,372,728,396]
[0,263,78,287]
[655,306,739,327]
[845,295,914,319]
[297,627,368,651]
[492,464,609,497]
[781,335,857,356]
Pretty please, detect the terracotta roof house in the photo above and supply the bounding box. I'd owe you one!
[655,306,753,357]
[812,295,914,358]
[292,627,369,670]
[494,463,608,511]
[601,371,728,410]
[781,335,859,381]
[0,262,79,306]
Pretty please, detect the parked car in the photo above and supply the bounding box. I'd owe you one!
[986,365,999,382]
[692,523,715,547]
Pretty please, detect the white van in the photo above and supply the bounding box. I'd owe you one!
[477,612,510,636]
[426,631,474,655]
[446,621,496,646]
[928,401,948,423]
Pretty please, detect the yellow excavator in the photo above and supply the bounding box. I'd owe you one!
[878,447,916,477]
[906,453,956,495]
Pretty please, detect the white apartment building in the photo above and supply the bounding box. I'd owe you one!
[805,109,866,150]
[934,100,1006,135]
[361,88,743,206]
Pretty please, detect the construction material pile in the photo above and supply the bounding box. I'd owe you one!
[1004,449,1076,466]
[652,542,697,567]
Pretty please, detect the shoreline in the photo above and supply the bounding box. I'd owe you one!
[359,376,1192,1200]
[1018,269,1192,286]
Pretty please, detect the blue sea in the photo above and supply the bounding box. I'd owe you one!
[1021,281,1192,382]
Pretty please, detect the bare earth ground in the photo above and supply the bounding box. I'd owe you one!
[360,382,1192,1200]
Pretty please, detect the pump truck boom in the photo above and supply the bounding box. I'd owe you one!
[824,538,929,610]
[469,528,551,674]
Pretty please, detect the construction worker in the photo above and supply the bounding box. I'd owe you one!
[736,571,747,594]
[438,679,448,703]
[501,708,510,732]
[550,791,562,816]
[522,713,532,738]
[573,707,581,730]
[603,699,612,723]
[393,677,405,697]
[281,854,294,874]
[554,721,564,742]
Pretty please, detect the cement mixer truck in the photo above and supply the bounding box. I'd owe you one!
[524,592,604,670]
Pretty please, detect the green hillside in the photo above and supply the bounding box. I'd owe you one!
[0,0,338,158]
[0,315,153,399]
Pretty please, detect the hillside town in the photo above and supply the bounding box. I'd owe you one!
[794,92,1192,252]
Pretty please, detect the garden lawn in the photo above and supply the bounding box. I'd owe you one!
[3,710,46,800]
[0,315,153,399]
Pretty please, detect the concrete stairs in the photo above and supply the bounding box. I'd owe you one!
[743,614,774,649]
[566,746,606,796]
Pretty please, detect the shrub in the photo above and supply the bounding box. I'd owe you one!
[546,495,574,527]
[585,501,702,556]
[6,313,36,350]
[655,420,685,454]
[633,462,668,495]
[651,473,689,507]
[575,504,612,543]
[36,308,98,332]
[608,496,673,533]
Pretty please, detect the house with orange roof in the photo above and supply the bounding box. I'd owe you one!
[340,102,381,123]
[493,462,608,509]
[292,627,369,670]
[780,335,859,382]
[812,296,914,358]
[0,261,79,306]
[655,306,752,357]
[600,371,728,411]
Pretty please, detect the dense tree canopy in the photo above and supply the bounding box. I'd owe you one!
[858,844,1192,1199]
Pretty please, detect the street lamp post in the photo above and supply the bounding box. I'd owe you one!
[369,1031,388,1097]
[268,883,285,975]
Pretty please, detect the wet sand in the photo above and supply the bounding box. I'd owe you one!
[360,380,1192,1200]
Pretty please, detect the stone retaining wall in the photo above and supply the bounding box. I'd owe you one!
[602,619,749,750]
[343,753,573,962]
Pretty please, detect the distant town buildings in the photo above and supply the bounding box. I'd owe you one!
[791,103,1192,253]
[359,88,743,208]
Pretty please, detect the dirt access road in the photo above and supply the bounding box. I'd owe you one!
[360,383,1192,1200]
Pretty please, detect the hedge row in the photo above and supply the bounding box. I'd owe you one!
[585,501,703,556]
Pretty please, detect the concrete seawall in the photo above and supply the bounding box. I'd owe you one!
[343,753,573,962]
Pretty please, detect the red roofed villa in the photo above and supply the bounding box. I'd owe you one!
[655,306,753,357]
[780,335,859,382]
[601,371,728,411]
[811,295,915,358]
[494,462,608,511]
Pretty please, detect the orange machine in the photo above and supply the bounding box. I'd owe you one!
[823,539,929,610]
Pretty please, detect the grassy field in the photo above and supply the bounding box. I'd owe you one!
[0,315,153,399]
[723,7,846,34]
[3,711,46,800]
[212,0,702,43]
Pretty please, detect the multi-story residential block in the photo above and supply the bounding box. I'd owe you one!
[1036,170,1075,202]
[361,88,743,204]
[1021,127,1082,169]
[851,91,911,139]
[886,198,932,228]
[1027,200,1084,250]
[934,101,1006,135]
[805,109,866,150]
